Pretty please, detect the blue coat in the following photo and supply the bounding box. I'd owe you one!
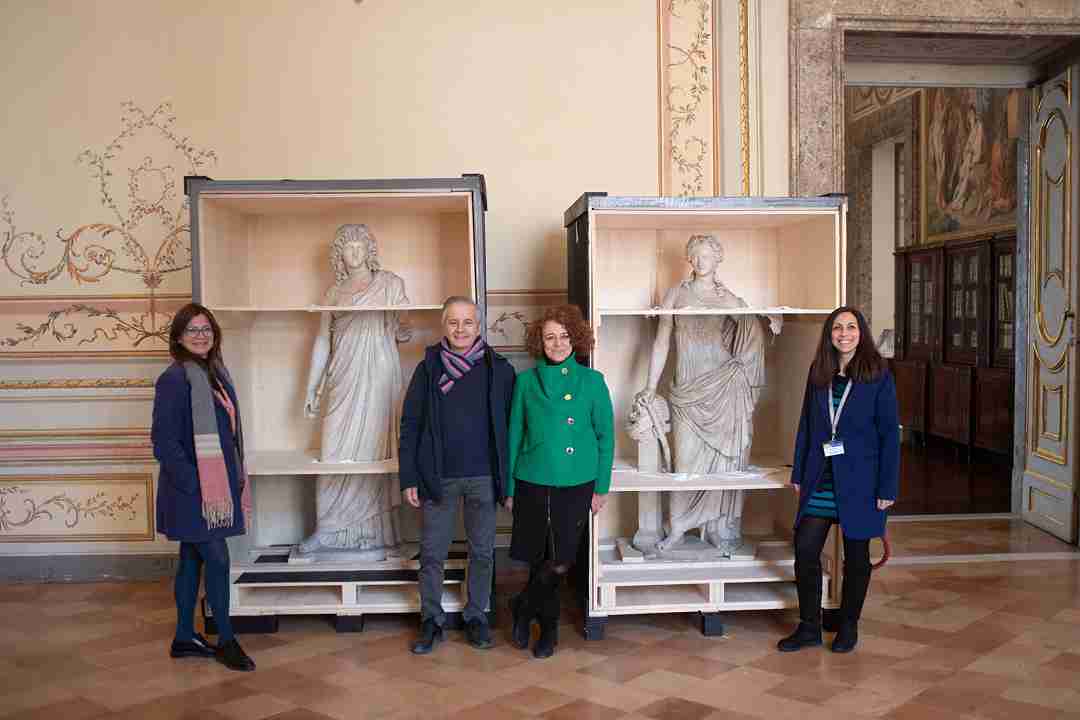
[399,344,517,502]
[791,369,899,540]
[152,363,247,543]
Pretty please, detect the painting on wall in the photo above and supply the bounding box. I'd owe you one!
[920,87,1020,243]
[486,290,567,352]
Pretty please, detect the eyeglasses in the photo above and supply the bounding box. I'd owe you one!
[183,326,214,338]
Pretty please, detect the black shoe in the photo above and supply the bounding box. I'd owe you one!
[465,618,494,650]
[533,619,558,659]
[411,619,443,655]
[215,638,255,671]
[822,608,841,633]
[777,622,823,652]
[831,622,858,653]
[510,594,532,650]
[169,633,217,658]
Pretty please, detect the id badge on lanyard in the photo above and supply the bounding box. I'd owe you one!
[823,379,853,458]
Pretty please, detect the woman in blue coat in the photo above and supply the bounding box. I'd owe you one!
[778,306,898,654]
[152,303,255,671]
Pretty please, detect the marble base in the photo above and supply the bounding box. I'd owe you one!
[639,535,759,562]
[287,542,416,565]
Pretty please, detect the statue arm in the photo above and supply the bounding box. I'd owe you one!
[637,288,678,400]
[391,275,413,343]
[303,312,332,418]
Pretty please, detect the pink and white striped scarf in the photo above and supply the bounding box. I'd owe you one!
[183,361,252,529]
[438,336,487,395]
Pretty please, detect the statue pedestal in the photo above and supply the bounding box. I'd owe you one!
[287,542,416,565]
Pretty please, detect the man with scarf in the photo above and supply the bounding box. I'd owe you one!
[399,296,517,654]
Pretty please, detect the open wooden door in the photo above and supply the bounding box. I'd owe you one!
[1023,66,1080,543]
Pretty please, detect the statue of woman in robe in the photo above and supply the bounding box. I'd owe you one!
[299,224,411,558]
[634,234,778,556]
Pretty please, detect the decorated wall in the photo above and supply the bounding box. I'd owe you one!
[0,1,790,567]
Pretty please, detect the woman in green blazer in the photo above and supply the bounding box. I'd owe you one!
[505,304,614,659]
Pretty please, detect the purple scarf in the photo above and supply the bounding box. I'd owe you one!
[438,336,487,394]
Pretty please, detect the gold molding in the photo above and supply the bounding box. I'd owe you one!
[1025,467,1073,493]
[0,378,154,390]
[0,472,154,543]
[1040,384,1065,443]
[0,292,191,303]
[0,427,149,440]
[1034,107,1072,347]
[738,0,750,196]
[1030,342,1069,466]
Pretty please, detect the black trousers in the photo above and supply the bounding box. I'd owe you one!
[794,516,872,628]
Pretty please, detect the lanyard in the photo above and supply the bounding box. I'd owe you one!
[827,379,853,441]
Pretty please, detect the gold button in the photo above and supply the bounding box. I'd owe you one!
[561,367,568,375]
[567,417,575,425]
[564,393,572,401]
[566,447,575,455]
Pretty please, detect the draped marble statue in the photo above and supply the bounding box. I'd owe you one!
[300,224,411,559]
[634,234,779,557]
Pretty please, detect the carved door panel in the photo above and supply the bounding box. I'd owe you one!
[1023,68,1079,543]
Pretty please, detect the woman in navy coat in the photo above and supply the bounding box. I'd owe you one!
[152,303,255,671]
[778,306,898,654]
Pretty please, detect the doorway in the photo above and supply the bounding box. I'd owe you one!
[839,31,1080,528]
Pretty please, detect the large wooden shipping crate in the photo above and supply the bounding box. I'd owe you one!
[186,175,488,629]
[564,195,847,637]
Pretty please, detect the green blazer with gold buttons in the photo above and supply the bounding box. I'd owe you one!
[507,354,615,496]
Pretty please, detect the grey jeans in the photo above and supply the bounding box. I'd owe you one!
[418,475,497,626]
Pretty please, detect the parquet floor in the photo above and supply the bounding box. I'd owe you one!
[3,521,1080,720]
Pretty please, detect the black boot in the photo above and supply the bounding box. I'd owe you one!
[411,619,444,655]
[832,558,870,653]
[533,573,560,659]
[777,622,822,652]
[831,622,858,653]
[781,542,824,652]
[510,593,533,650]
[822,608,841,633]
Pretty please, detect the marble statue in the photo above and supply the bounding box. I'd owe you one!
[299,223,411,560]
[634,234,780,558]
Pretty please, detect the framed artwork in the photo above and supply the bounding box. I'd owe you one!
[919,87,1021,243]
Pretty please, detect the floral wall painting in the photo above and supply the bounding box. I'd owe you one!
[486,290,568,351]
[659,0,717,197]
[1,100,216,298]
[0,474,153,542]
[920,88,1020,243]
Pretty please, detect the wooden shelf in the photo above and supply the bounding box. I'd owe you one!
[248,450,398,476]
[210,304,443,313]
[610,458,791,492]
[598,306,833,317]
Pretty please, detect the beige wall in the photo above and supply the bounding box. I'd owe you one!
[0,0,662,556]
[1,1,659,293]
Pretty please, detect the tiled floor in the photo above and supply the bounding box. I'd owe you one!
[4,528,1080,719]
[887,518,1080,559]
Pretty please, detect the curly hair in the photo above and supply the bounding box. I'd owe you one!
[524,304,595,358]
[330,224,381,284]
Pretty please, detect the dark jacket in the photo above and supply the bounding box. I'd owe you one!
[791,368,899,540]
[152,363,246,542]
[399,344,516,502]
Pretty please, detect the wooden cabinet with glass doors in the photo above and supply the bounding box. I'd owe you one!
[894,233,1015,453]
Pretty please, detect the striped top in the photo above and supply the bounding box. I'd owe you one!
[804,374,850,520]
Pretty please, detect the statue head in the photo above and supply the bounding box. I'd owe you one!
[685,234,724,285]
[330,224,381,284]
